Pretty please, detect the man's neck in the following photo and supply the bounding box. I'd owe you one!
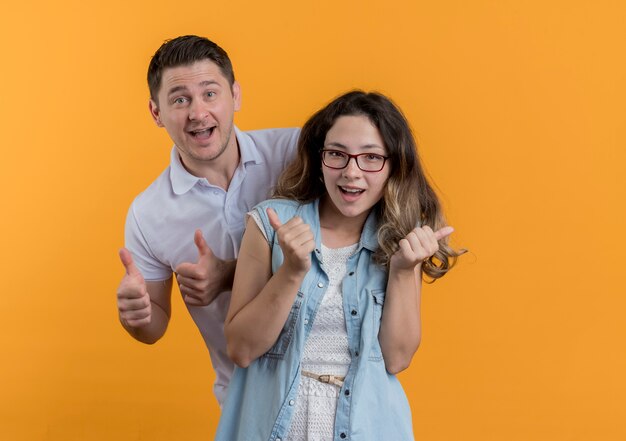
[179,141,241,191]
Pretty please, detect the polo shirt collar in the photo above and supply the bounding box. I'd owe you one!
[234,126,263,167]
[170,147,201,195]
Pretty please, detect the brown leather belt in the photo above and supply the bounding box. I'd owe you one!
[301,370,345,387]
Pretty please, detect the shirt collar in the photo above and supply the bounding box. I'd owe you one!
[169,147,202,195]
[235,126,264,167]
[359,209,380,252]
[169,126,261,195]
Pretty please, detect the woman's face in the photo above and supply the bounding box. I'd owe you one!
[320,115,391,223]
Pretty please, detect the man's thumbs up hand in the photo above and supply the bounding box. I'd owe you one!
[117,248,152,327]
[175,229,228,306]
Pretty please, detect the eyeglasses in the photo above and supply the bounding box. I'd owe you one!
[321,149,389,172]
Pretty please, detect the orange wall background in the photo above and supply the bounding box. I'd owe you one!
[1,1,625,440]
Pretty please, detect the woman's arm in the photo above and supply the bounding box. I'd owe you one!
[378,226,453,374]
[224,208,315,368]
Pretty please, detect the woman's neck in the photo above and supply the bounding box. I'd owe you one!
[318,196,369,248]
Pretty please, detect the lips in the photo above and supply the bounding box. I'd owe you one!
[188,126,215,138]
[338,186,366,203]
[339,186,365,194]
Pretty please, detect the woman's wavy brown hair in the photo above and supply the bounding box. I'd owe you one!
[273,90,463,281]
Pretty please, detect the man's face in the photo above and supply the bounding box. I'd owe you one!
[149,60,241,174]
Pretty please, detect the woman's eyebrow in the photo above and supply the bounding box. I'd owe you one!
[324,142,384,150]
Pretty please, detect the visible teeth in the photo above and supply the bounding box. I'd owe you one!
[342,187,363,193]
[193,128,212,135]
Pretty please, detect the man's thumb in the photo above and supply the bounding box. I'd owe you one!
[119,248,141,276]
[194,229,212,259]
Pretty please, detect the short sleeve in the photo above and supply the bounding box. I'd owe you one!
[124,203,172,281]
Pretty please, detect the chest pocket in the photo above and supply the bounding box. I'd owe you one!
[369,289,386,361]
[263,290,304,360]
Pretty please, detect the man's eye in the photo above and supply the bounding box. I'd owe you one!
[207,91,216,98]
[174,97,187,104]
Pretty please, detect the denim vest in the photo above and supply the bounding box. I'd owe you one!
[215,199,414,441]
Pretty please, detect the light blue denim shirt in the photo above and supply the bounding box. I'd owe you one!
[216,199,414,441]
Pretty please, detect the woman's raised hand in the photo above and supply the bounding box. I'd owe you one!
[390,226,454,271]
[267,208,316,275]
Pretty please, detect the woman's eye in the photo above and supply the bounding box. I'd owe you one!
[366,154,383,161]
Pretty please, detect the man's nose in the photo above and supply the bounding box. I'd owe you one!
[189,100,209,121]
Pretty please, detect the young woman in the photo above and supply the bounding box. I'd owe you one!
[216,91,462,440]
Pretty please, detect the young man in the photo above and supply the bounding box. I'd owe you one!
[116,35,299,404]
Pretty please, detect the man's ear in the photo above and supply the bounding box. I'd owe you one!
[232,81,242,112]
[149,99,164,127]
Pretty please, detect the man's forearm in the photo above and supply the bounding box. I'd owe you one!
[118,277,173,344]
[120,300,170,344]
